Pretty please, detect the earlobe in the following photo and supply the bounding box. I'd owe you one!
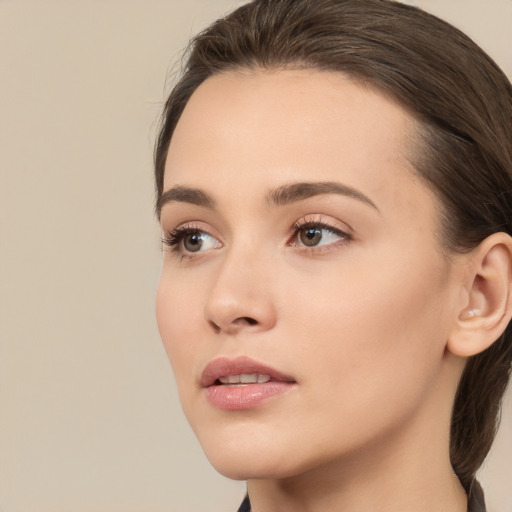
[447,232,512,358]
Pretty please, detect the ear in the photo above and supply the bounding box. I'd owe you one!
[447,232,512,358]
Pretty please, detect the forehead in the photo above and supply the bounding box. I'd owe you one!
[165,69,415,177]
[163,69,433,223]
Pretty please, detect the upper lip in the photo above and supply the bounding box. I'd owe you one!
[200,356,295,387]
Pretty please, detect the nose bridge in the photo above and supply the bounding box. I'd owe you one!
[204,238,277,334]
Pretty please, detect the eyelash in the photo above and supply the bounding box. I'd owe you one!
[162,218,352,259]
[162,223,217,258]
[163,226,199,248]
[289,218,352,252]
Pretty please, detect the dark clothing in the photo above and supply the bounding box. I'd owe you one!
[236,495,251,512]
[236,480,487,512]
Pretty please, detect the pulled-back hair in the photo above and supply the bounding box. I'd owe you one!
[154,0,512,490]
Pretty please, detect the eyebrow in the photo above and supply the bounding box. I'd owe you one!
[267,181,379,210]
[157,185,215,216]
[157,181,378,217]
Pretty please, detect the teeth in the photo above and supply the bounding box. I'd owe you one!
[218,374,271,385]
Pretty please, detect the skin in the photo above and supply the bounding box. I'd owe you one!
[156,70,470,512]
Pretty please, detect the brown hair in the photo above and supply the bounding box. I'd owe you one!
[154,0,512,490]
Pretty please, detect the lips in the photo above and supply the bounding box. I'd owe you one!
[201,356,294,387]
[200,356,296,410]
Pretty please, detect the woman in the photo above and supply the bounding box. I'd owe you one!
[154,1,512,510]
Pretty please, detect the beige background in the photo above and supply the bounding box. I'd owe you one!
[0,1,511,511]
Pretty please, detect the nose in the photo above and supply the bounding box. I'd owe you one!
[203,246,278,335]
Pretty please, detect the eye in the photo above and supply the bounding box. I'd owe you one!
[291,220,351,249]
[163,227,222,255]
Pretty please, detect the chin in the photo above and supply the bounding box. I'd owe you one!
[194,427,300,481]
[199,438,269,479]
[207,453,298,481]
[208,460,257,481]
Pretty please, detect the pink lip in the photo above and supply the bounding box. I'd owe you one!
[201,356,296,410]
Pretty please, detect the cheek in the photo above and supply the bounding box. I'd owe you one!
[285,247,451,418]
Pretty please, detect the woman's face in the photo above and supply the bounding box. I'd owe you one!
[156,70,464,480]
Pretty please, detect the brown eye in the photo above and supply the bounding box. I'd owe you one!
[164,227,222,256]
[183,231,204,252]
[292,221,351,250]
[299,227,323,246]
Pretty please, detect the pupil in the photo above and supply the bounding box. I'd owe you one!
[184,232,203,252]
[300,227,322,246]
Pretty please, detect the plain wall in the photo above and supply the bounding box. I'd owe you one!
[1,1,510,511]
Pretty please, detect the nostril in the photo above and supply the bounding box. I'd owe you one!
[236,316,258,326]
[209,320,221,333]
[207,314,263,334]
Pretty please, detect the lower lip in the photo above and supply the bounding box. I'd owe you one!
[204,382,294,410]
